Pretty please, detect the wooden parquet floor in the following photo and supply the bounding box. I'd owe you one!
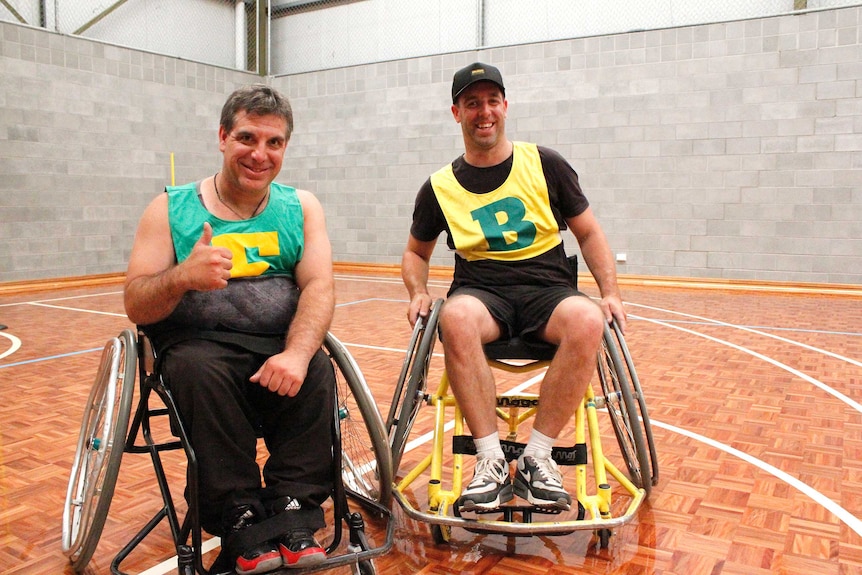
[1,273,861,575]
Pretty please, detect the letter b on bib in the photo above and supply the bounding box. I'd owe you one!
[471,197,536,251]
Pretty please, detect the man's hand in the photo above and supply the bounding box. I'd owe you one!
[250,351,309,397]
[599,294,627,334]
[407,293,433,327]
[184,222,233,291]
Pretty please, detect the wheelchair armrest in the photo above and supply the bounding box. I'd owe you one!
[483,337,557,361]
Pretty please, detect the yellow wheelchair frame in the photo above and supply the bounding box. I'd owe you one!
[388,298,658,546]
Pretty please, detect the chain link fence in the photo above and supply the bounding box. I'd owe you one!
[1,0,261,72]
[1,0,860,75]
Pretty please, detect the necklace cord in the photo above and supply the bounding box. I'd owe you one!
[213,172,268,219]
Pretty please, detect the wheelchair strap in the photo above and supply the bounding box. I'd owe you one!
[452,435,587,466]
[218,507,325,566]
[143,327,284,373]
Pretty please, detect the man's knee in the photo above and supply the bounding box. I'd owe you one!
[439,295,498,343]
[550,297,604,348]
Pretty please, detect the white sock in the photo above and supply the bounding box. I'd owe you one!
[474,433,505,460]
[523,428,555,460]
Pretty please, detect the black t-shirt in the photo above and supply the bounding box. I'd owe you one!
[410,145,589,290]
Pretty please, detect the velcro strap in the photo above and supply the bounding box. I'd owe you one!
[452,435,587,466]
[221,507,324,562]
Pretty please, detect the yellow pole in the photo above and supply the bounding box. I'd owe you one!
[170,152,175,186]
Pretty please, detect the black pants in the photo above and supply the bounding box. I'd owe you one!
[161,339,335,535]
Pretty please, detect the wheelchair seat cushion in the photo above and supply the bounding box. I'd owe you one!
[484,337,557,361]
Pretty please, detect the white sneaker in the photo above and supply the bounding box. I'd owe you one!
[514,455,571,510]
[457,457,513,511]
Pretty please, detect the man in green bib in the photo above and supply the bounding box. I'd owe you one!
[402,63,627,513]
[124,84,333,574]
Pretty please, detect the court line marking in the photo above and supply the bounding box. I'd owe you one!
[631,313,862,414]
[4,283,860,570]
[138,536,221,575]
[337,299,862,535]
[25,301,128,317]
[391,360,862,538]
[649,418,862,537]
[388,349,862,538]
[628,302,862,368]
[0,290,123,307]
[0,347,102,369]
[0,331,22,361]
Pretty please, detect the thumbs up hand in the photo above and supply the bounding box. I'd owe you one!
[182,222,233,291]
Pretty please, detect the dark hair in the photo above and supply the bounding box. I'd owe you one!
[220,83,294,139]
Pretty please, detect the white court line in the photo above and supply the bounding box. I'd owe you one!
[138,536,221,575]
[0,290,123,307]
[390,357,862,537]
[649,418,862,537]
[632,314,862,414]
[0,331,22,360]
[367,300,862,535]
[629,302,862,369]
[25,301,128,317]
[8,280,858,570]
[335,273,451,289]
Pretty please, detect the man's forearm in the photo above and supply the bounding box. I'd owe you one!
[124,266,188,326]
[283,277,335,359]
[579,235,621,299]
[401,251,430,299]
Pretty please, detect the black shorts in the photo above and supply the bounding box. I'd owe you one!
[449,284,583,344]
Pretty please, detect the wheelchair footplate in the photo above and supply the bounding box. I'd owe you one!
[453,500,588,537]
[456,501,583,520]
[394,488,643,537]
[393,434,646,538]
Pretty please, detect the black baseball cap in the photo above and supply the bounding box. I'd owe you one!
[451,62,505,104]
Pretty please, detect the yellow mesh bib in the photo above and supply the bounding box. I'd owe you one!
[431,142,561,262]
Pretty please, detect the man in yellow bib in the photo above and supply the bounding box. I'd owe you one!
[124,85,333,574]
[402,63,627,512]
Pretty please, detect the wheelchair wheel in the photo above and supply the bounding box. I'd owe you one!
[610,321,659,488]
[325,332,393,509]
[596,322,653,497]
[62,329,136,572]
[389,299,442,473]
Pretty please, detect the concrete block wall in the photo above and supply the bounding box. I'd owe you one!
[1,6,861,285]
[275,6,862,285]
[0,22,257,282]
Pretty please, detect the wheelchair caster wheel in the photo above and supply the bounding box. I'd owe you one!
[431,523,451,545]
[596,528,612,549]
[350,559,376,575]
[430,502,451,544]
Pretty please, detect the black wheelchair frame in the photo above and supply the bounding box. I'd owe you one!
[63,329,393,575]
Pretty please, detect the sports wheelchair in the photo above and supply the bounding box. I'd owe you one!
[387,284,658,546]
[62,328,393,574]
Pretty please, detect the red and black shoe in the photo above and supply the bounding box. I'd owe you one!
[278,528,326,569]
[235,544,282,575]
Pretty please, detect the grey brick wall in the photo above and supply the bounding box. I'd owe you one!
[0,23,258,282]
[1,6,861,285]
[276,7,862,285]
